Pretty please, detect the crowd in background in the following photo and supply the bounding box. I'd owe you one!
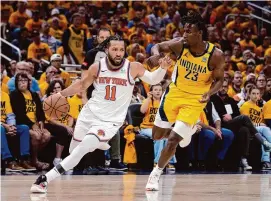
[1,1,271,173]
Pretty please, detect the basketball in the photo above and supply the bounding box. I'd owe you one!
[43,93,70,119]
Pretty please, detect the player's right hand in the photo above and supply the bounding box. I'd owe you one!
[159,55,172,69]
[146,54,164,68]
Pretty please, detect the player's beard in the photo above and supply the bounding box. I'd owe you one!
[108,53,124,67]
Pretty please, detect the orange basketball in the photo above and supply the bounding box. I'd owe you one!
[43,93,70,119]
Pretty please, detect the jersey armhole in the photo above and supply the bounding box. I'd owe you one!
[207,46,216,71]
[127,62,135,85]
[96,62,101,78]
[176,42,185,60]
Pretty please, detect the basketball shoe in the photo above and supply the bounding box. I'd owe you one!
[145,167,163,191]
[30,175,48,193]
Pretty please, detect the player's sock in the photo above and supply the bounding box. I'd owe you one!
[46,135,100,183]
[154,165,163,173]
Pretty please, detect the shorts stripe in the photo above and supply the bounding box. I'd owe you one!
[86,133,110,142]
[159,86,169,122]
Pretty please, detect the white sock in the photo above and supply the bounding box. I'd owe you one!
[154,165,163,173]
[46,135,100,183]
[46,167,61,183]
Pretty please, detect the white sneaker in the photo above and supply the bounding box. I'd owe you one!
[145,191,159,201]
[30,175,48,193]
[145,169,162,191]
[240,158,252,171]
[53,158,62,167]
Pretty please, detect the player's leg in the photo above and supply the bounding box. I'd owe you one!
[146,120,196,191]
[30,134,100,193]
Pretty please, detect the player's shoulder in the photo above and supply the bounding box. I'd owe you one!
[209,46,224,68]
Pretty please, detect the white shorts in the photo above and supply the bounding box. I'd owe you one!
[70,105,121,152]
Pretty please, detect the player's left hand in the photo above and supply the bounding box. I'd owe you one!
[199,93,210,103]
[159,55,172,69]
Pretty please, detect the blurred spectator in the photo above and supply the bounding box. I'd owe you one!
[224,55,235,78]
[242,59,256,82]
[241,18,257,39]
[234,80,256,104]
[6,60,17,78]
[27,30,52,71]
[226,16,242,34]
[228,71,242,98]
[39,54,71,88]
[47,8,68,31]
[100,12,111,29]
[256,75,267,97]
[148,6,162,31]
[231,44,243,64]
[1,91,36,171]
[7,61,41,96]
[39,66,58,98]
[1,60,10,85]
[49,17,64,42]
[166,14,182,40]
[263,99,271,128]
[45,80,73,166]
[237,49,255,72]
[140,84,176,170]
[1,1,14,23]
[62,13,87,64]
[127,43,145,62]
[255,37,271,59]
[10,73,51,170]
[254,28,268,47]
[263,78,271,102]
[231,1,251,15]
[162,5,177,27]
[221,29,235,52]
[11,27,32,60]
[197,101,234,170]
[240,87,271,169]
[40,22,61,54]
[8,1,29,29]
[239,29,257,52]
[25,10,44,32]
[131,83,145,103]
[214,1,232,22]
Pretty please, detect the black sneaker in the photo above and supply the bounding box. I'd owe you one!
[262,162,271,170]
[83,166,99,175]
[30,175,48,193]
[109,160,128,171]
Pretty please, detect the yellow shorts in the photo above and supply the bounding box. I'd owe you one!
[155,86,206,127]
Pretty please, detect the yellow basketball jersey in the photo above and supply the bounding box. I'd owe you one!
[171,42,215,95]
[68,26,84,63]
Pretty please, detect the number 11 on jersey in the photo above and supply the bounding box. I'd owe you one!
[105,85,116,101]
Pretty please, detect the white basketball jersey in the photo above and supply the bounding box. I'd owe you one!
[87,57,135,123]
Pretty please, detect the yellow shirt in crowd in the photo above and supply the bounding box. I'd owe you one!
[39,70,71,88]
[27,42,52,61]
[39,82,49,97]
[240,101,264,124]
[22,91,37,123]
[25,19,45,32]
[8,11,29,27]
[140,99,160,129]
[68,95,83,120]
[1,91,13,123]
[263,100,271,119]
[1,83,9,94]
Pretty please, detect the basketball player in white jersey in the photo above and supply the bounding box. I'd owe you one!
[30,35,172,193]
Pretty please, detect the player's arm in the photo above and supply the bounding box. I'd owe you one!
[60,63,99,97]
[147,38,183,68]
[199,49,225,103]
[131,56,172,85]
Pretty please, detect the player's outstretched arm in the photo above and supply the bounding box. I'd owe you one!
[199,49,225,103]
[131,55,172,85]
[147,38,183,68]
[60,63,99,97]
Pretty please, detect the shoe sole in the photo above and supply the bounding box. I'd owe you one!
[21,169,37,172]
[109,167,128,171]
[6,168,23,172]
[30,184,47,193]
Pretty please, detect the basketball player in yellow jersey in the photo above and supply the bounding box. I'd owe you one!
[145,11,225,191]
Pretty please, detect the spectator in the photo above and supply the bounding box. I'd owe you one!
[1,91,36,171]
[10,73,51,170]
[196,101,234,170]
[255,52,271,75]
[148,6,162,31]
[162,5,177,27]
[140,84,176,171]
[256,75,267,98]
[8,1,29,29]
[221,29,236,52]
[40,22,61,54]
[49,17,64,42]
[237,49,255,72]
[7,61,41,96]
[1,2,14,23]
[214,1,232,22]
[165,14,182,40]
[231,43,243,64]
[39,66,58,98]
[6,60,17,78]
[263,99,271,128]
[263,78,271,102]
[233,80,256,105]
[11,27,31,60]
[62,13,87,65]
[25,10,44,32]
[39,54,71,88]
[47,8,68,31]
[226,16,242,34]
[27,30,52,73]
[239,29,257,52]
[224,55,235,78]
[241,18,257,39]
[231,1,251,15]
[45,80,73,166]
[228,71,242,98]
[131,83,145,103]
[240,87,271,169]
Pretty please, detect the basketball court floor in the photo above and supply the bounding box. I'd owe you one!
[1,173,271,201]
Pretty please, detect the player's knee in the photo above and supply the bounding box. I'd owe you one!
[152,126,166,140]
